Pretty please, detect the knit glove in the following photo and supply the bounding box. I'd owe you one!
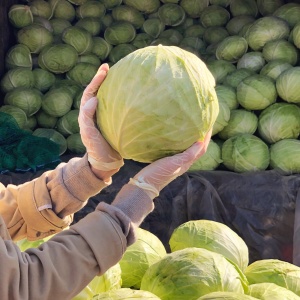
[78,64,124,181]
[129,130,212,199]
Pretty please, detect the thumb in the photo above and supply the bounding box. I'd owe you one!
[81,97,98,118]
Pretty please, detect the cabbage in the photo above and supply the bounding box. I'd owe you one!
[229,0,258,18]
[67,134,86,154]
[75,18,102,36]
[169,219,249,271]
[96,45,219,163]
[244,16,290,51]
[111,4,145,29]
[203,26,229,45]
[270,139,300,174]
[248,283,300,300]
[104,21,136,45]
[91,37,112,61]
[108,44,137,64]
[32,128,67,155]
[245,259,300,296]
[8,4,33,28]
[237,52,265,72]
[38,43,78,74]
[0,105,27,129]
[29,0,52,19]
[92,288,161,299]
[41,87,73,117]
[5,44,32,70]
[215,85,238,110]
[273,3,300,28]
[76,1,106,19]
[206,59,236,84]
[73,264,122,300]
[276,67,300,104]
[200,5,230,28]
[49,0,76,22]
[236,74,277,110]
[32,68,56,92]
[142,18,165,38]
[260,60,293,81]
[262,39,298,66]
[62,26,93,55]
[180,0,209,18]
[140,247,248,300]
[212,100,230,135]
[225,15,255,36]
[215,36,248,63]
[257,103,300,144]
[222,134,270,173]
[188,139,222,171]
[123,0,161,14]
[119,228,166,289]
[66,62,98,87]
[0,67,35,93]
[219,109,258,140]
[17,24,53,54]
[256,0,284,16]
[4,87,42,117]
[56,109,80,137]
[158,3,186,26]
[223,68,255,89]
[35,110,58,129]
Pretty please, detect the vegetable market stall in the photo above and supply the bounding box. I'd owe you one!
[0,0,300,268]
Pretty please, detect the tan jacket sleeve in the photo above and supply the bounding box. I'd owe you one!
[0,184,154,300]
[0,154,109,241]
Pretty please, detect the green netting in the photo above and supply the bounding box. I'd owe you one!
[0,112,61,172]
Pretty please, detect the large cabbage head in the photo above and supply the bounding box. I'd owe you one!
[245,259,300,297]
[96,45,219,163]
[169,219,249,272]
[140,247,249,300]
[119,228,167,289]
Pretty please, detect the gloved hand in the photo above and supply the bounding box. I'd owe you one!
[78,63,124,182]
[129,130,212,199]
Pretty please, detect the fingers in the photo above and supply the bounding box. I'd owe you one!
[80,63,109,108]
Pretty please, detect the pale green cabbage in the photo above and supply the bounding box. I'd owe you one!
[140,247,248,300]
[248,283,300,300]
[245,259,300,296]
[119,228,166,289]
[97,45,219,163]
[169,219,249,271]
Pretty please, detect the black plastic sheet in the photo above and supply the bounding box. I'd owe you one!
[1,156,300,265]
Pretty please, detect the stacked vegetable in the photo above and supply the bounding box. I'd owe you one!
[0,0,299,173]
[17,220,300,299]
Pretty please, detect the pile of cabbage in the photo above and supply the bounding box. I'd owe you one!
[0,0,299,173]
[17,220,300,299]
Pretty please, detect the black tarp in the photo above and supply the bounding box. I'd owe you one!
[1,156,300,265]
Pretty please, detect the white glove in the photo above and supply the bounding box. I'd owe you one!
[78,64,124,181]
[129,130,212,199]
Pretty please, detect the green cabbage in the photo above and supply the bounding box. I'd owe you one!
[119,228,166,289]
[97,45,219,163]
[169,219,249,271]
[141,247,248,300]
[245,259,300,296]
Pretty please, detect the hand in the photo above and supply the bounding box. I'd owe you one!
[78,64,124,182]
[129,130,212,199]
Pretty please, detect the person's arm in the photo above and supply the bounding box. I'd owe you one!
[0,136,209,300]
[0,154,111,241]
[0,64,124,242]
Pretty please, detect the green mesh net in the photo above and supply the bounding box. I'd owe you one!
[0,112,61,172]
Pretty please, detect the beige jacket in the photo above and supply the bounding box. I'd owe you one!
[0,154,154,300]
